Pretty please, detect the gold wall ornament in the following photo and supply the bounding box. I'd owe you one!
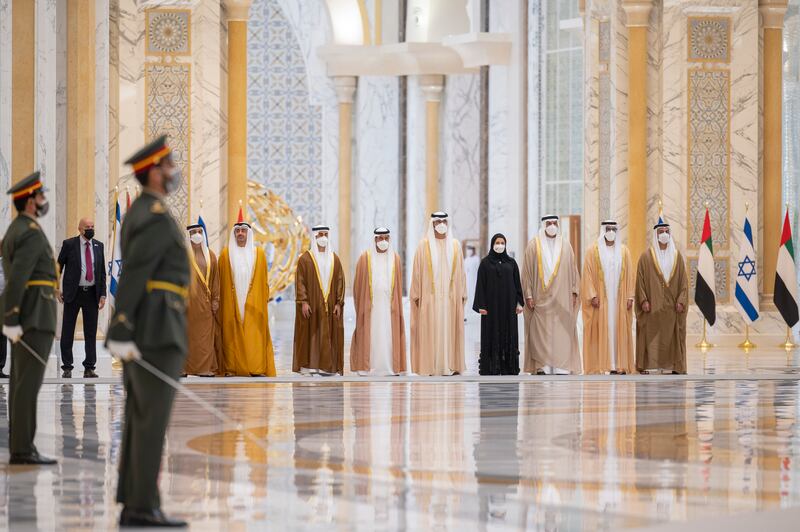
[246,181,311,297]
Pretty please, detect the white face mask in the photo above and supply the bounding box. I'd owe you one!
[493,244,505,254]
[545,224,558,237]
[605,230,616,242]
[376,240,389,251]
[316,236,328,248]
[657,232,671,245]
[189,233,204,245]
[434,223,448,235]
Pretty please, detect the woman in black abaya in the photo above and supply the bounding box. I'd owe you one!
[472,234,524,375]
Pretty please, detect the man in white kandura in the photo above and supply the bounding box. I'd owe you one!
[521,215,581,375]
[350,227,407,376]
[410,212,467,376]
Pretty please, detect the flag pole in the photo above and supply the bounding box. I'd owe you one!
[695,320,714,349]
[738,323,756,349]
[779,327,797,350]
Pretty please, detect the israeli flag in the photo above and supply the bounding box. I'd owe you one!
[108,198,123,310]
[734,214,759,323]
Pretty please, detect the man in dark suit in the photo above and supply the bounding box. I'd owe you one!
[57,217,107,378]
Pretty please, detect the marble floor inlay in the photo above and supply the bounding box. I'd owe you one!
[1,377,800,530]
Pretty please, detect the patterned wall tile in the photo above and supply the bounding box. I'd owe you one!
[145,62,190,222]
[688,17,731,63]
[688,257,730,303]
[687,69,729,250]
[247,0,322,227]
[146,9,190,56]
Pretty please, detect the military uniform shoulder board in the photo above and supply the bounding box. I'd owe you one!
[150,201,166,214]
[29,222,39,230]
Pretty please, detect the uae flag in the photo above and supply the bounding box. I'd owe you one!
[773,208,799,327]
[695,207,716,325]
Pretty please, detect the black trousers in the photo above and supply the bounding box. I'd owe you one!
[0,332,6,370]
[117,349,185,510]
[9,330,53,455]
[60,288,99,370]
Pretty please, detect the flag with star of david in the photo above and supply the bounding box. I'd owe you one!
[734,213,759,323]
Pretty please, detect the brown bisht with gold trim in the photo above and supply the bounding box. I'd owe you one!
[292,250,346,374]
[184,246,221,376]
[634,247,688,374]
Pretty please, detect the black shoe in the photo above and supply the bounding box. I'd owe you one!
[62,369,72,379]
[83,369,98,378]
[119,508,187,528]
[9,452,58,465]
[0,371,8,379]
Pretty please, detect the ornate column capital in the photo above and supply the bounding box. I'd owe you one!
[333,76,357,104]
[223,0,253,22]
[419,74,444,103]
[621,0,653,28]
[759,0,788,29]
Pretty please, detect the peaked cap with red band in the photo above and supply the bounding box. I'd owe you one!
[124,134,172,183]
[8,171,45,201]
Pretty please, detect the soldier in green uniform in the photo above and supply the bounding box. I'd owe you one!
[2,172,58,465]
[106,136,190,528]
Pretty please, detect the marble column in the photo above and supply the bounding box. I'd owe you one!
[760,0,788,296]
[621,0,652,264]
[66,0,96,237]
[420,74,443,216]
[224,0,252,229]
[191,0,222,249]
[11,0,33,186]
[36,0,57,241]
[94,0,109,257]
[0,0,12,226]
[335,76,356,282]
[488,0,526,255]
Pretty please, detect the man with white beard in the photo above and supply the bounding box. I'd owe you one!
[350,228,407,376]
[217,210,275,376]
[580,221,635,374]
[293,225,346,376]
[409,212,467,376]
[520,215,581,374]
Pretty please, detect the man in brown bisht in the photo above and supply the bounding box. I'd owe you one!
[293,225,345,376]
[409,212,467,376]
[351,227,407,376]
[635,221,688,374]
[521,215,581,374]
[581,220,635,374]
[183,223,220,377]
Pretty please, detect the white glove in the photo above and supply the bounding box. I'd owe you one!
[2,325,23,344]
[107,340,142,362]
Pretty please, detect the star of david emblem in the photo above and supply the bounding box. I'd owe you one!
[737,255,756,281]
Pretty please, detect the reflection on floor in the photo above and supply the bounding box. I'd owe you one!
[2,310,800,530]
[1,377,800,530]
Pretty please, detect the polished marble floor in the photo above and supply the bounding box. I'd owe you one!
[1,378,800,530]
[1,310,800,530]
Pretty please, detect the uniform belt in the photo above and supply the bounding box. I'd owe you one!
[25,280,58,289]
[146,280,188,299]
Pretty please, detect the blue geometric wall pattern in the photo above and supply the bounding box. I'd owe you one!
[247,0,323,227]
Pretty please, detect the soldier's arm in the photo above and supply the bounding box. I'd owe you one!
[107,218,170,341]
[3,231,39,326]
